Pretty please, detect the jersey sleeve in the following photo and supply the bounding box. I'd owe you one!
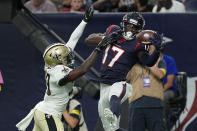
[66,20,87,51]
[70,105,81,120]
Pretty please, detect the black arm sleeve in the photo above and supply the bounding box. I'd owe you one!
[58,75,70,86]
[140,50,160,67]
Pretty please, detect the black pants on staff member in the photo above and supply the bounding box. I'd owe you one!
[128,96,166,131]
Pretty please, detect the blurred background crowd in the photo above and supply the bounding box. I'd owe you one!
[23,0,197,13]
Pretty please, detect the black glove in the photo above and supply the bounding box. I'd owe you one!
[150,33,164,50]
[95,35,113,52]
[83,5,94,23]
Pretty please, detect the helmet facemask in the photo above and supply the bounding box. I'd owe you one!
[121,22,141,40]
[66,50,75,69]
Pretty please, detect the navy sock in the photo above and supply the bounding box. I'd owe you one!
[110,95,121,117]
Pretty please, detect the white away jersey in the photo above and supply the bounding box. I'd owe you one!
[37,65,74,118]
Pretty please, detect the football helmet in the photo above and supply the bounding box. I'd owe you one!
[43,43,74,68]
[120,12,145,40]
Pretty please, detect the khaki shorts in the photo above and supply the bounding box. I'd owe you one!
[33,109,64,131]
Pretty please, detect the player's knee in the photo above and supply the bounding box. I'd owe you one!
[110,95,121,117]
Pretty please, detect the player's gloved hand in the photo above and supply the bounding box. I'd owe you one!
[95,35,113,52]
[83,5,94,23]
[150,33,164,50]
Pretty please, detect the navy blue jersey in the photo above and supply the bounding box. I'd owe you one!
[99,25,140,85]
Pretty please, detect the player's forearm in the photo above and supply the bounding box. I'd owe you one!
[60,35,109,85]
[85,33,104,46]
[63,110,78,128]
[75,50,99,74]
[58,50,100,86]
[66,20,87,50]
[65,50,99,82]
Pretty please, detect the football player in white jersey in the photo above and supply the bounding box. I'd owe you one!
[16,6,114,131]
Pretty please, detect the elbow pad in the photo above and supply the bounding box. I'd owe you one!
[140,50,160,67]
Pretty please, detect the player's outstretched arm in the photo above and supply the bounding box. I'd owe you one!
[85,33,105,46]
[66,5,94,50]
[85,25,121,46]
[58,35,112,86]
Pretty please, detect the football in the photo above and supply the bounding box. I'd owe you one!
[136,30,156,44]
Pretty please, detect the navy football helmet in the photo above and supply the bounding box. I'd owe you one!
[120,12,145,40]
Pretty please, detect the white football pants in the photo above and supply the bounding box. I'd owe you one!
[98,81,132,131]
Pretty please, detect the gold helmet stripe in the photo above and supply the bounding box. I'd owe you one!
[43,43,67,58]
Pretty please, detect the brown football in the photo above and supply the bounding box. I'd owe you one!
[136,30,156,44]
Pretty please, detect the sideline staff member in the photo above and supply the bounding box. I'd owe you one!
[62,87,88,131]
[126,57,166,131]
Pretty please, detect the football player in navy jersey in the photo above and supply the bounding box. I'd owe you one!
[85,12,163,131]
